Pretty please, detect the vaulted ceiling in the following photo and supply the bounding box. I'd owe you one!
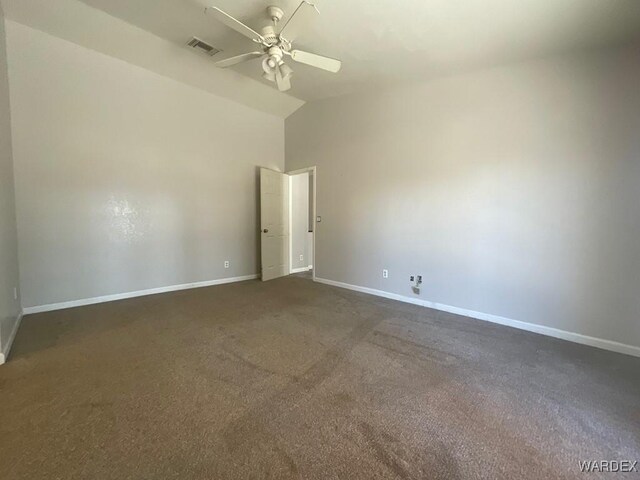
[3,0,640,110]
[77,0,640,101]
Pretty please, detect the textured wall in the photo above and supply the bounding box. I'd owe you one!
[286,45,640,348]
[0,12,21,357]
[7,21,284,308]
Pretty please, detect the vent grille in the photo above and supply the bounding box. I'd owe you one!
[186,37,220,56]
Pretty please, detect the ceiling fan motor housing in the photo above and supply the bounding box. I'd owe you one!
[261,25,279,45]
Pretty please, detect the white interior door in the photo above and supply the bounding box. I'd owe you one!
[260,168,289,281]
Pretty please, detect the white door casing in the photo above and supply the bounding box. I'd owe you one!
[260,168,289,281]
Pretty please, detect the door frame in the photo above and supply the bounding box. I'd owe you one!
[286,166,317,282]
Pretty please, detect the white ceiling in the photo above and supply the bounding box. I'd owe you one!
[1,0,304,117]
[73,0,640,101]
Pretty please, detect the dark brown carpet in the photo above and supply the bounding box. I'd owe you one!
[1,275,638,479]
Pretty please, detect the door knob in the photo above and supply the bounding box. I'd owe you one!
[263,229,269,233]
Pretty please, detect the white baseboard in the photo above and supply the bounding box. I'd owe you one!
[0,311,24,365]
[22,274,259,315]
[315,277,640,358]
[290,267,311,274]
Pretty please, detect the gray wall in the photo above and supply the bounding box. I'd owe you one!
[290,172,309,270]
[0,12,21,357]
[7,21,284,308]
[286,44,640,349]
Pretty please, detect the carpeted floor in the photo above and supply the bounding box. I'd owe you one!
[1,275,638,479]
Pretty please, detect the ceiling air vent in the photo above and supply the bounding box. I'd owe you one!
[186,37,220,56]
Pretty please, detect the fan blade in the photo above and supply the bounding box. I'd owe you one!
[215,52,264,68]
[275,65,292,92]
[205,7,265,43]
[290,50,341,73]
[278,1,319,42]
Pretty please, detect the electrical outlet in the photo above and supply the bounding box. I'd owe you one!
[382,269,388,278]
[299,254,304,261]
[224,260,230,269]
[411,275,422,295]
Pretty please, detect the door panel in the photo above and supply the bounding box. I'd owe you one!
[260,168,289,281]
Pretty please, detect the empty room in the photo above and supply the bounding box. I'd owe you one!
[1,0,639,478]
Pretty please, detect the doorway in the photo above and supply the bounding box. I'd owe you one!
[288,167,316,281]
[259,166,316,282]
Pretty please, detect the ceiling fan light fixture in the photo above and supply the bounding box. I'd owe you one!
[279,63,293,80]
[206,2,342,92]
[262,57,275,74]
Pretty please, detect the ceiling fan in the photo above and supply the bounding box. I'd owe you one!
[205,1,342,92]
